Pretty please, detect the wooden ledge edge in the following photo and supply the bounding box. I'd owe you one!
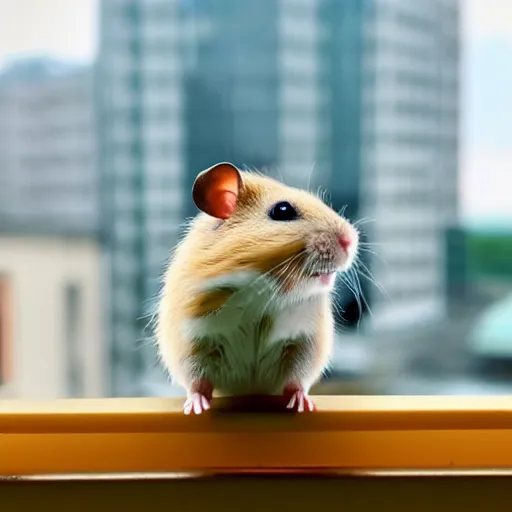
[3,395,512,434]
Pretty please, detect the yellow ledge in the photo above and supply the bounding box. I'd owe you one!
[2,395,512,477]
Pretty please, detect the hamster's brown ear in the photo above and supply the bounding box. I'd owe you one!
[192,162,242,219]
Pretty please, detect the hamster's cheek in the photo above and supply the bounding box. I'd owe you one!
[200,270,261,292]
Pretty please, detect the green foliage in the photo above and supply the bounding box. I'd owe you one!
[467,233,512,279]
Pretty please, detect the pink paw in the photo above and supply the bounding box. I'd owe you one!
[286,389,315,413]
[183,392,211,415]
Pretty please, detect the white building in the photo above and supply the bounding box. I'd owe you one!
[0,57,98,231]
[0,228,104,399]
[97,0,185,396]
[359,0,460,330]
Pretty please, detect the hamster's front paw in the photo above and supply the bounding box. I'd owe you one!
[284,384,315,413]
[183,392,211,415]
[183,378,213,415]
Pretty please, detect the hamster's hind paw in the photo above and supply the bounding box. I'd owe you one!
[183,392,211,415]
[285,388,315,413]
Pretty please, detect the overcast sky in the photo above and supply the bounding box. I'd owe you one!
[0,0,510,223]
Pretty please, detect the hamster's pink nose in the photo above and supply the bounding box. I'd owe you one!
[338,235,352,252]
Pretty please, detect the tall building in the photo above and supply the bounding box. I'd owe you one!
[0,57,98,231]
[328,0,460,330]
[181,0,331,218]
[97,0,185,395]
[0,58,104,398]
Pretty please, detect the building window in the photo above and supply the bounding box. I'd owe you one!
[0,275,12,385]
[64,283,84,398]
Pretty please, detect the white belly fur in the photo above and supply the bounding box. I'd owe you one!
[182,272,324,395]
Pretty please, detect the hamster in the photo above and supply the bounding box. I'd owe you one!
[156,162,359,414]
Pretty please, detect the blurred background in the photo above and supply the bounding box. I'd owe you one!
[0,0,510,400]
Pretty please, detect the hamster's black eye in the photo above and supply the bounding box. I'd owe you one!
[269,201,299,221]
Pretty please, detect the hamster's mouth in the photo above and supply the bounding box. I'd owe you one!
[311,272,337,286]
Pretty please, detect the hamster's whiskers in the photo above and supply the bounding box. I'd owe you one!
[277,254,311,293]
[352,257,389,301]
[257,254,302,317]
[216,250,305,315]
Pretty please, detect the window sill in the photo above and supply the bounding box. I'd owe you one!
[2,395,512,477]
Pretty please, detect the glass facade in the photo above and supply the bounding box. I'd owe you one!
[360,0,459,331]
[98,0,184,396]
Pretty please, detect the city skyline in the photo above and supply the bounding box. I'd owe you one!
[0,0,510,223]
[0,1,509,402]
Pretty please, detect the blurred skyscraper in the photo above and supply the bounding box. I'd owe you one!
[0,59,103,400]
[97,0,184,395]
[354,0,460,330]
[181,0,331,218]
[0,57,98,231]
